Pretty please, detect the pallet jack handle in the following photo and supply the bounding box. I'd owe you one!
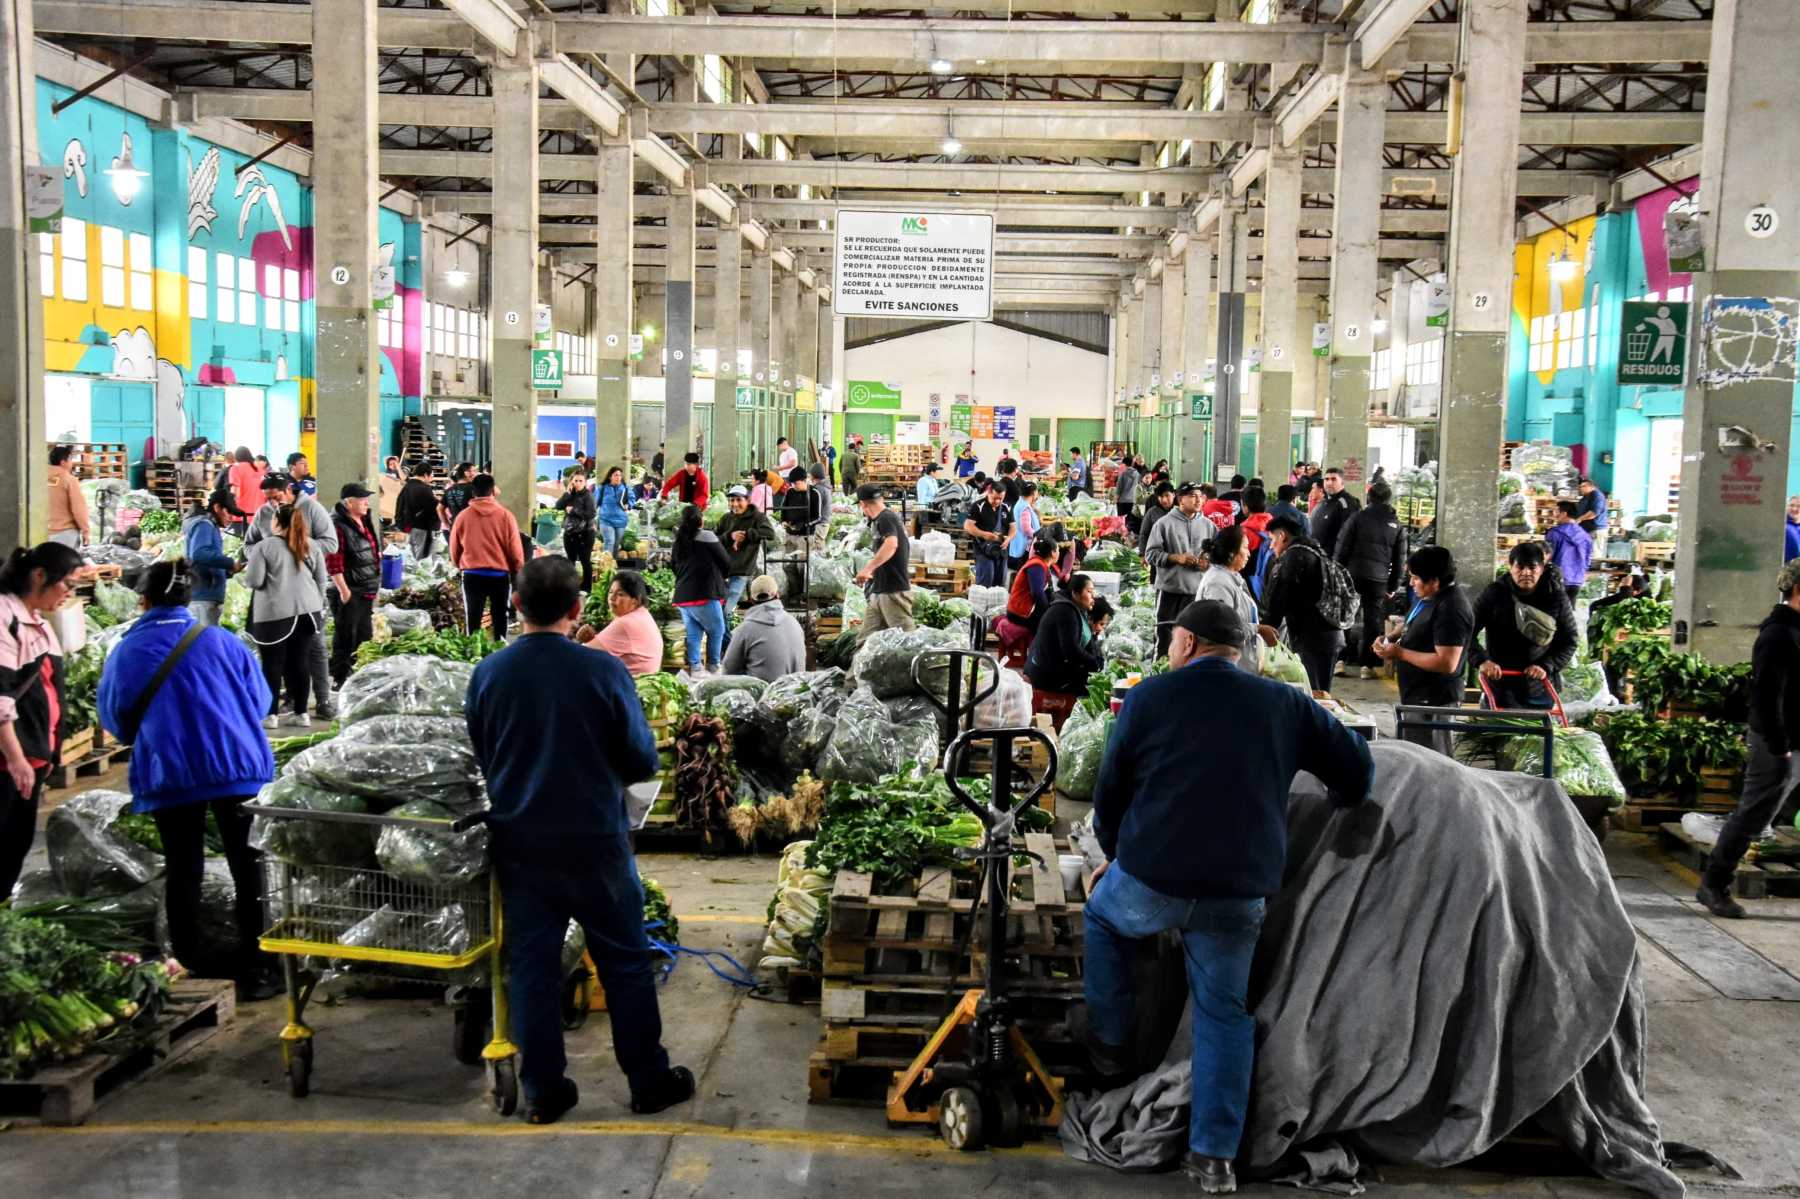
[913,647,1004,744]
[942,725,1059,836]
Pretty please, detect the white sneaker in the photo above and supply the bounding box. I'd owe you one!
[287,712,312,729]
[1333,662,1349,677]
[1360,666,1378,680]
[262,715,281,731]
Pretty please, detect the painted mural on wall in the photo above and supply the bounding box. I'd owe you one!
[32,78,423,468]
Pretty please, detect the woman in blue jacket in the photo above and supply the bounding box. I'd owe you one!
[100,559,277,993]
[597,465,636,556]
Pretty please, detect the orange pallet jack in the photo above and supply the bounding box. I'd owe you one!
[884,722,1065,1150]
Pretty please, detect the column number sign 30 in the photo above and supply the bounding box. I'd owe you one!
[1747,207,1779,239]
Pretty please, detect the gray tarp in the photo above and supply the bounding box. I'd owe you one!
[1061,739,1685,1198]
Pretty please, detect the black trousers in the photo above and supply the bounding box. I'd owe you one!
[1155,589,1191,660]
[257,626,316,716]
[0,764,48,900]
[330,593,375,686]
[464,573,512,640]
[564,528,596,593]
[1705,729,1800,894]
[1351,578,1390,668]
[151,796,264,981]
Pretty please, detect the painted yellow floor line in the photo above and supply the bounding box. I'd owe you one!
[17,1117,1061,1159]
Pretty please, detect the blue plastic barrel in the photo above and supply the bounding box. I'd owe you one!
[380,551,404,590]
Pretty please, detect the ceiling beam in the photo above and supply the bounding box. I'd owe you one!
[438,0,525,59]
[695,158,1213,192]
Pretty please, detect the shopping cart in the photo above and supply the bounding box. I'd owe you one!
[1477,667,1568,727]
[249,802,520,1113]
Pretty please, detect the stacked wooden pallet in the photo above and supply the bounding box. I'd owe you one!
[56,441,128,481]
[908,560,972,596]
[1657,822,1800,899]
[146,459,212,513]
[399,417,450,486]
[1637,542,1676,567]
[860,444,932,487]
[1396,495,1435,526]
[807,831,1088,1105]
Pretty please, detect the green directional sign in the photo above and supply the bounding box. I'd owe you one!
[531,348,564,390]
[1618,300,1688,386]
[1188,392,1214,421]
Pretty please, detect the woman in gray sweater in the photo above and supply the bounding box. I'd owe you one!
[244,504,328,729]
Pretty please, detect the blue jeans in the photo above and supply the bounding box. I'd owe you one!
[723,575,750,614]
[972,553,1004,588]
[678,601,726,670]
[600,523,624,555]
[496,848,670,1104]
[1084,866,1265,1160]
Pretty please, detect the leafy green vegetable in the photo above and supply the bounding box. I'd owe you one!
[641,877,678,944]
[1595,709,1746,797]
[354,627,502,668]
[635,672,690,725]
[61,644,104,735]
[1,907,173,1078]
[805,769,1047,886]
[1593,598,1671,650]
[137,509,181,535]
[1498,727,1627,808]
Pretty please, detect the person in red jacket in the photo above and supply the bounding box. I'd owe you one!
[449,474,526,641]
[660,453,710,509]
[1200,483,1236,533]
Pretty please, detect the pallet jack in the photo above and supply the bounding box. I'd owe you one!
[881,702,1064,1150]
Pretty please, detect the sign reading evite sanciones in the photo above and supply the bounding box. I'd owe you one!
[834,209,995,320]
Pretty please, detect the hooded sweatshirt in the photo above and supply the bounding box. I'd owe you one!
[1750,603,1800,755]
[449,496,526,575]
[183,512,235,604]
[1142,507,1209,596]
[720,601,806,681]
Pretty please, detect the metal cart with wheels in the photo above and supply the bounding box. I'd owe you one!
[248,803,521,1113]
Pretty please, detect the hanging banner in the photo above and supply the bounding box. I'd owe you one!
[993,406,1017,440]
[1618,301,1689,386]
[834,209,995,320]
[1312,322,1333,357]
[1665,196,1706,274]
[846,379,903,410]
[24,165,62,233]
[1246,346,1263,373]
[1424,276,1450,328]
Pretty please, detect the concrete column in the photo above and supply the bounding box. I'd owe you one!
[1139,277,1162,399]
[712,220,742,484]
[0,0,45,546]
[779,270,801,393]
[1673,0,1800,661]
[311,0,380,491]
[1178,239,1213,482]
[748,250,773,464]
[1383,271,1410,424]
[665,186,696,462]
[1114,295,1134,405]
[827,308,846,455]
[1256,145,1303,482]
[1159,259,1184,401]
[487,59,539,526]
[1437,0,1527,580]
[593,140,633,470]
[1214,201,1249,479]
[1324,68,1387,484]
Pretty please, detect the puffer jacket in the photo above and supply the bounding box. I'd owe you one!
[1142,507,1209,596]
[99,606,275,812]
[1333,502,1406,589]
[1469,570,1580,682]
[672,529,731,604]
[183,512,235,604]
[1262,536,1345,656]
[329,502,384,596]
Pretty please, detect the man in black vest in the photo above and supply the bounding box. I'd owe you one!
[327,482,384,686]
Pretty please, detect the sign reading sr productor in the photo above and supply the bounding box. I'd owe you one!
[834,209,995,320]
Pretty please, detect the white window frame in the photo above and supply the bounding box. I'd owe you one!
[283,268,301,333]
[38,232,55,298]
[99,225,126,308]
[238,256,257,327]
[187,246,207,318]
[216,252,236,323]
[60,217,87,301]
[127,231,152,311]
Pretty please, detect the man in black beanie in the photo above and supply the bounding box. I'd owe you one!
[1082,598,1374,1195]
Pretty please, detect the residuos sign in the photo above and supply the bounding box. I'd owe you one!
[834,209,995,320]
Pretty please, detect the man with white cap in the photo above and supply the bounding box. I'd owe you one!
[720,575,805,681]
[713,485,775,615]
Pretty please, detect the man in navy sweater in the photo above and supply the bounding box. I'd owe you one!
[1086,599,1374,1194]
[465,556,693,1124]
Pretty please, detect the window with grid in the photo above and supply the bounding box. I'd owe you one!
[431,304,445,355]
[1369,348,1392,396]
[216,252,236,323]
[100,225,126,307]
[1404,337,1442,387]
[700,55,725,103]
[38,233,55,298]
[263,263,281,330]
[187,246,207,318]
[238,256,257,327]
[60,218,87,301]
[128,232,152,311]
[1527,314,1553,372]
[1544,309,1585,371]
[1586,301,1598,367]
[458,308,472,359]
[376,304,393,348]
[283,268,301,332]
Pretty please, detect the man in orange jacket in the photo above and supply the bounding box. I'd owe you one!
[449,473,526,640]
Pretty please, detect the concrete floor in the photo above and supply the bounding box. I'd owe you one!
[8,676,1800,1197]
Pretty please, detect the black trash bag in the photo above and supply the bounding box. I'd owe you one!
[818,685,941,785]
[248,777,379,869]
[375,799,490,886]
[46,790,161,897]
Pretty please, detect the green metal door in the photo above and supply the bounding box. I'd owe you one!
[846,412,893,446]
[1028,418,1051,452]
[1057,418,1105,459]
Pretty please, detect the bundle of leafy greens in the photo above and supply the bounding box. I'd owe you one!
[1498,727,1628,809]
[636,672,690,726]
[641,878,678,944]
[1596,710,1746,797]
[136,509,182,535]
[61,643,105,735]
[1,907,173,1078]
[805,768,1049,886]
[1592,598,1672,650]
[354,627,501,668]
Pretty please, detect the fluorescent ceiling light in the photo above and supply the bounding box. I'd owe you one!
[941,137,962,156]
[928,58,953,74]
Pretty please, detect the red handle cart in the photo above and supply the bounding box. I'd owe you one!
[1476,668,1568,727]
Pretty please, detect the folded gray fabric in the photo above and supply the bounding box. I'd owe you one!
[1060,739,1685,1198]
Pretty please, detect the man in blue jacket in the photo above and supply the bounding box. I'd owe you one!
[1084,599,1374,1195]
[465,556,693,1124]
[183,490,244,626]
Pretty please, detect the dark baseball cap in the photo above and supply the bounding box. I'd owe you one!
[339,481,374,499]
[1266,513,1308,538]
[208,490,246,518]
[1175,481,1203,497]
[1174,599,1246,648]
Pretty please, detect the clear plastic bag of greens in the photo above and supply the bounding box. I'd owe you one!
[818,686,942,784]
[1069,495,1112,520]
[807,553,854,600]
[338,654,474,724]
[249,777,380,868]
[1103,627,1153,668]
[1261,642,1311,689]
[781,702,843,775]
[11,870,162,954]
[337,714,472,748]
[221,578,252,631]
[1057,705,1113,801]
[376,800,490,886]
[45,790,161,897]
[93,580,140,626]
[1500,727,1627,809]
[755,668,848,724]
[377,605,435,635]
[708,688,762,729]
[853,625,966,700]
[843,586,868,627]
[422,902,472,958]
[691,674,770,705]
[758,840,832,972]
[286,736,485,813]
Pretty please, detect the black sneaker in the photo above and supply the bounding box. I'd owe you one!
[526,1077,579,1125]
[1696,883,1748,919]
[630,1065,695,1114]
[1182,1153,1237,1194]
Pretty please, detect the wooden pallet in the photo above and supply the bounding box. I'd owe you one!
[908,561,972,596]
[1637,541,1677,566]
[45,742,131,790]
[57,442,129,481]
[1656,823,1800,899]
[59,725,95,765]
[1616,798,1735,834]
[0,979,235,1125]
